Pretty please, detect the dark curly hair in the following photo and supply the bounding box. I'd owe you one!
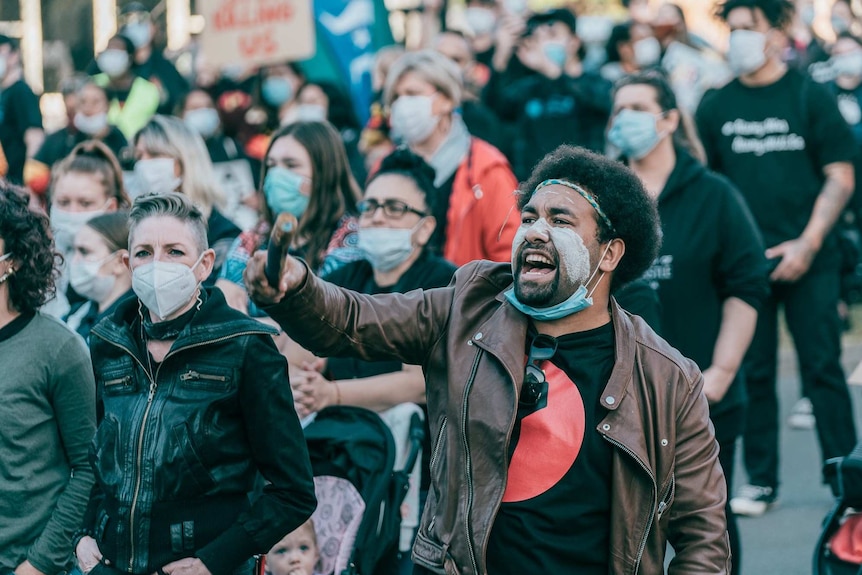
[368,147,437,215]
[715,0,795,29]
[0,180,57,313]
[519,145,661,290]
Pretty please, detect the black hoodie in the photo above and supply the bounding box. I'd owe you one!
[642,148,769,414]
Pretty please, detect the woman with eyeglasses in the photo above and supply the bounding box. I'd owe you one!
[290,148,455,416]
[216,121,363,317]
[609,70,768,575]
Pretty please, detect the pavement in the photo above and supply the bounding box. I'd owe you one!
[734,325,862,575]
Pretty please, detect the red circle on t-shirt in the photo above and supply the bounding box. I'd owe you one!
[502,362,586,503]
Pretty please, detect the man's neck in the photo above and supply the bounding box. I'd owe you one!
[837,75,862,91]
[630,139,676,199]
[135,45,152,65]
[739,58,787,87]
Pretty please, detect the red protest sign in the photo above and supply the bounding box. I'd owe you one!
[201,0,315,68]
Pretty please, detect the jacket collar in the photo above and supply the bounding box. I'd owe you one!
[485,288,636,407]
[91,287,277,357]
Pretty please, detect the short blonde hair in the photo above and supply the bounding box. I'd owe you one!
[384,50,463,108]
[134,115,226,215]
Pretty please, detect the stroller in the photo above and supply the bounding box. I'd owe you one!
[260,405,424,575]
[814,444,862,574]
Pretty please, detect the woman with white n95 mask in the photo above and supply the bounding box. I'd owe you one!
[611,70,769,575]
[383,50,520,266]
[75,191,316,575]
[133,115,240,283]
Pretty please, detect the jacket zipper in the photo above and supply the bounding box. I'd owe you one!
[426,417,448,535]
[104,376,132,387]
[481,358,520,572]
[461,349,483,575]
[179,370,228,382]
[93,329,271,571]
[602,434,657,575]
[657,474,675,521]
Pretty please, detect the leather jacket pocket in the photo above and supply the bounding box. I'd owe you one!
[169,421,217,496]
[178,365,234,392]
[92,417,123,490]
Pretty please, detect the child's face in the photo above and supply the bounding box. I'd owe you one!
[267,525,319,575]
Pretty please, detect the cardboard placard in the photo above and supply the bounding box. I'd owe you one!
[200,0,316,69]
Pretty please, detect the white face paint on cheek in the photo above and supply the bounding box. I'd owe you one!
[548,227,592,286]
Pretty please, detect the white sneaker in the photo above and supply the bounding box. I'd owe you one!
[788,397,816,430]
[730,484,778,517]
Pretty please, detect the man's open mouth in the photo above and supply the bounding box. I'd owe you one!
[521,252,557,276]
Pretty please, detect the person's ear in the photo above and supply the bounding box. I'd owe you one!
[105,197,119,212]
[110,250,129,276]
[599,238,626,274]
[122,251,131,271]
[413,216,437,248]
[433,94,455,116]
[765,28,787,57]
[661,109,680,136]
[196,248,216,283]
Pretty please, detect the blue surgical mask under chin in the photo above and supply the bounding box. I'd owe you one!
[504,284,593,321]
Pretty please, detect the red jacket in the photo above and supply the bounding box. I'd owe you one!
[443,138,520,266]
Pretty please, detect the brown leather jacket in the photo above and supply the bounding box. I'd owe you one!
[264,260,730,575]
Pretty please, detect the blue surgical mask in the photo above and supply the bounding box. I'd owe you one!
[543,41,568,68]
[504,284,594,321]
[262,77,293,107]
[504,241,612,321]
[264,166,310,218]
[608,109,663,160]
[833,16,851,35]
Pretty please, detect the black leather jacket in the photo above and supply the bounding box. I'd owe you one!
[85,288,316,575]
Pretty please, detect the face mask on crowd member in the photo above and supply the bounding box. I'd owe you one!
[51,172,119,255]
[832,37,862,85]
[70,225,125,304]
[263,134,314,219]
[97,48,130,79]
[262,64,304,109]
[126,200,215,322]
[609,81,680,160]
[633,36,662,67]
[73,83,111,136]
[134,157,181,194]
[182,89,222,139]
[356,174,436,273]
[390,95,440,144]
[722,4,788,77]
[123,21,152,49]
[465,5,497,36]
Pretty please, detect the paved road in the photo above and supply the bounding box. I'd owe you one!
[735,334,862,575]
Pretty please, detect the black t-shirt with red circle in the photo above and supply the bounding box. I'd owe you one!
[486,322,615,575]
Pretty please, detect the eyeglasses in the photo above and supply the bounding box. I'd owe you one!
[521,334,558,408]
[357,199,427,220]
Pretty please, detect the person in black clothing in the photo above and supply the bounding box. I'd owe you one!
[696,0,858,517]
[0,34,44,185]
[485,9,613,180]
[180,89,260,230]
[34,81,130,170]
[74,192,316,575]
[613,70,769,574]
[433,31,510,158]
[119,2,189,116]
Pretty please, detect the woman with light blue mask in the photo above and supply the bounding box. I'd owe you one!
[611,70,769,575]
[216,121,363,317]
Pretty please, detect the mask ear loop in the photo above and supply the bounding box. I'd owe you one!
[585,240,616,299]
[498,195,519,243]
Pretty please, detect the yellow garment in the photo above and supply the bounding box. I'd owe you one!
[93,74,160,140]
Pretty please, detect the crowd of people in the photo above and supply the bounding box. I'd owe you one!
[2,0,862,573]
